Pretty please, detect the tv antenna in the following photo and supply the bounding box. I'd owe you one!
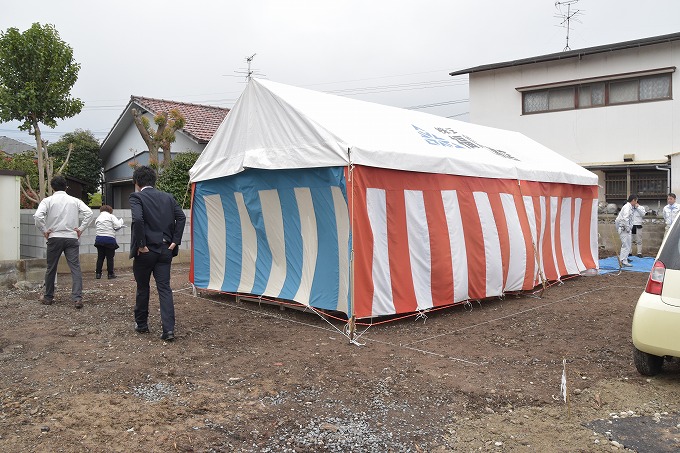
[232,53,266,83]
[554,0,583,51]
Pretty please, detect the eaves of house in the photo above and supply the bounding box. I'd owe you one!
[449,31,680,76]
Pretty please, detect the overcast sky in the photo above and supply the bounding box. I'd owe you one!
[1,0,678,146]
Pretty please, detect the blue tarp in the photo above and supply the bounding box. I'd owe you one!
[599,256,654,274]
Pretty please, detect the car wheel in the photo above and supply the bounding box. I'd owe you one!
[633,347,663,376]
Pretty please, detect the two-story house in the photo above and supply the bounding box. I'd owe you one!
[449,32,680,208]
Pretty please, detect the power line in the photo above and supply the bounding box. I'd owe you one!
[324,80,468,97]
[80,105,126,111]
[1,67,471,141]
[404,99,469,110]
[303,70,468,87]
[57,68,470,110]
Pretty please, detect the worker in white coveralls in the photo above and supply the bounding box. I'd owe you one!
[663,193,680,236]
[615,194,638,267]
[630,203,646,258]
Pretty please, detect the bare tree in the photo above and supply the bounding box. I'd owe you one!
[131,108,186,167]
[21,141,72,204]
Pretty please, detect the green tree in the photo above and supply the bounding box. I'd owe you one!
[0,150,39,207]
[88,192,102,207]
[156,152,199,209]
[131,108,186,168]
[48,129,103,198]
[0,23,83,202]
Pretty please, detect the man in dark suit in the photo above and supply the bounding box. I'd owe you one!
[129,166,186,341]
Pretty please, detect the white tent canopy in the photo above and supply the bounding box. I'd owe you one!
[189,79,597,186]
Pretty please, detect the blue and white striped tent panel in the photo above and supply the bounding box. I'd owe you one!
[192,167,351,314]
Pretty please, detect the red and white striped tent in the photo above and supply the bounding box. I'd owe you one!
[189,79,598,319]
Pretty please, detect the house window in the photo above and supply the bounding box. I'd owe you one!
[522,72,672,114]
[548,87,575,110]
[605,173,627,199]
[524,88,574,113]
[640,75,671,100]
[609,80,639,104]
[604,170,668,201]
[578,83,605,108]
[523,91,548,113]
[632,171,667,198]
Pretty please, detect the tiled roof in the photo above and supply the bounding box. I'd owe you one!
[131,96,230,143]
[0,136,35,154]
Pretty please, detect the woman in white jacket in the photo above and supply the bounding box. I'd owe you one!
[94,205,124,279]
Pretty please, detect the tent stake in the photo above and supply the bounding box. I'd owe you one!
[348,315,356,343]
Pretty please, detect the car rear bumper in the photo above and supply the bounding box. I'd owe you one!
[632,291,680,357]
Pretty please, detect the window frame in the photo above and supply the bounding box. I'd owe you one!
[604,170,668,200]
[519,68,674,115]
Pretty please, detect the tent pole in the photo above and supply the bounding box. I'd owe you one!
[533,240,547,297]
[517,179,548,296]
[348,148,356,342]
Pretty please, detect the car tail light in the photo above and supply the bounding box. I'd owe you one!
[645,260,666,295]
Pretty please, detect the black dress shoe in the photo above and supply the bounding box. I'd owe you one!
[108,273,117,279]
[95,273,102,279]
[161,331,174,341]
[135,324,150,333]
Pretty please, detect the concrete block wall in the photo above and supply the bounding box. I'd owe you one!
[20,210,47,259]
[598,215,666,257]
[0,258,46,288]
[20,209,192,272]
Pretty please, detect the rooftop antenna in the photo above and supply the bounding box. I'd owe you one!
[232,53,266,83]
[245,53,256,81]
[223,54,266,84]
[554,0,583,51]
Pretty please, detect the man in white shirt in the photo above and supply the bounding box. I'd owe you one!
[615,194,638,267]
[663,193,679,235]
[34,176,93,308]
[631,203,646,258]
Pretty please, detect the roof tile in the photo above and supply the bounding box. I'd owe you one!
[131,96,230,143]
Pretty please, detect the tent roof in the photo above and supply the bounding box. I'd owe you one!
[189,79,596,186]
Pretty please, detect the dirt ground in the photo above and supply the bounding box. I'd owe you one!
[1,263,680,452]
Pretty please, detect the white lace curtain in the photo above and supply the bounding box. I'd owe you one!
[523,74,670,113]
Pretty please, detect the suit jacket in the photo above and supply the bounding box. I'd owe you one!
[129,187,186,259]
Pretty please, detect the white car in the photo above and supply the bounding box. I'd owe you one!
[631,220,680,375]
